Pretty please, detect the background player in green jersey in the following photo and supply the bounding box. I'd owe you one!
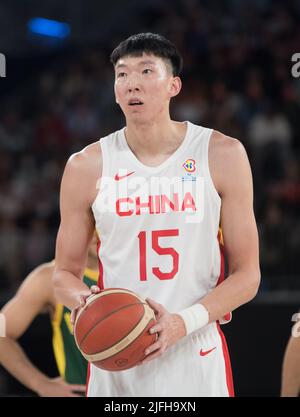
[0,237,99,396]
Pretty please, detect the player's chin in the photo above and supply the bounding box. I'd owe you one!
[128,110,160,125]
[127,108,145,116]
[125,104,146,114]
[127,113,150,124]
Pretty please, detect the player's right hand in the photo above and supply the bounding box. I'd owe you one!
[70,285,101,324]
[37,376,86,397]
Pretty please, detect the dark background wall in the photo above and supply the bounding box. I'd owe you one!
[224,301,297,396]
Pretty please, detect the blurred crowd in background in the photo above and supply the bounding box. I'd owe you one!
[0,0,300,297]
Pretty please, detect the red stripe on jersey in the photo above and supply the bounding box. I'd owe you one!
[216,228,225,286]
[216,322,235,397]
[215,227,234,395]
[85,362,91,397]
[87,236,102,396]
[216,228,232,322]
[97,238,104,289]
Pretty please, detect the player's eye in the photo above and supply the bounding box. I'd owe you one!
[117,72,127,78]
[142,68,152,74]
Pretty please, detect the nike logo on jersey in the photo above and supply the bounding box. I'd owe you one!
[114,171,135,181]
[199,347,216,356]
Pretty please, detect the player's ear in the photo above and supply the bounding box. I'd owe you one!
[168,76,182,98]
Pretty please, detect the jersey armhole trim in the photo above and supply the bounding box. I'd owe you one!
[91,138,107,212]
[204,129,221,208]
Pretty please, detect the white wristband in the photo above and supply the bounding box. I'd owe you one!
[177,304,209,335]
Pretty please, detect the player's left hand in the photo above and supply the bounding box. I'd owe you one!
[142,298,186,364]
[70,285,101,325]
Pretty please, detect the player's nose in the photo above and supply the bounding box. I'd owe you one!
[127,74,141,93]
[128,84,141,93]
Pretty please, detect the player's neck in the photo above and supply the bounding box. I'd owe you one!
[125,117,187,158]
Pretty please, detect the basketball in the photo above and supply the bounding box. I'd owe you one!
[74,288,157,371]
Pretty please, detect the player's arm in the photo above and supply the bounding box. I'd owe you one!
[197,132,261,321]
[0,264,54,395]
[53,145,101,312]
[281,331,300,396]
[0,265,57,393]
[0,264,85,396]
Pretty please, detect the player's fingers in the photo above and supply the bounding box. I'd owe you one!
[90,285,101,293]
[149,323,163,334]
[70,307,79,324]
[144,340,161,356]
[146,297,160,310]
[52,376,63,382]
[146,298,164,317]
[67,392,85,397]
[79,295,88,306]
[142,349,163,363]
[70,384,86,392]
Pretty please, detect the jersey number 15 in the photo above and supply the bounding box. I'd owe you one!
[138,229,179,281]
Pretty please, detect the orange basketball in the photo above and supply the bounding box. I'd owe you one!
[74,288,157,371]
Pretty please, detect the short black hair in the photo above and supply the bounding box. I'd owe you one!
[110,32,183,76]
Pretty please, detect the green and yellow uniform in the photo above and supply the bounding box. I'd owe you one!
[51,268,98,384]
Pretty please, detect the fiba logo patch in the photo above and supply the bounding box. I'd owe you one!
[183,159,196,173]
[0,313,6,337]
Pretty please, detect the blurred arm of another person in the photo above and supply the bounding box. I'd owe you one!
[0,262,85,397]
[281,326,300,397]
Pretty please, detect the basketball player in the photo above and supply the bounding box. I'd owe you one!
[0,239,98,396]
[53,33,261,396]
[281,317,300,396]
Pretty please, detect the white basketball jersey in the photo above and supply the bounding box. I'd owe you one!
[92,121,223,311]
[88,122,234,397]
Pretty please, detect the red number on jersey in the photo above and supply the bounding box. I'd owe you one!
[138,229,179,281]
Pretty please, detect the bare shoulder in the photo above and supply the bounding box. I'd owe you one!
[67,141,102,176]
[19,261,55,303]
[20,261,54,285]
[1,261,56,316]
[209,130,252,196]
[63,141,102,206]
[210,130,247,163]
[1,262,57,337]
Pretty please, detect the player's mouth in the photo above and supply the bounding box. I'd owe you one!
[128,98,144,106]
